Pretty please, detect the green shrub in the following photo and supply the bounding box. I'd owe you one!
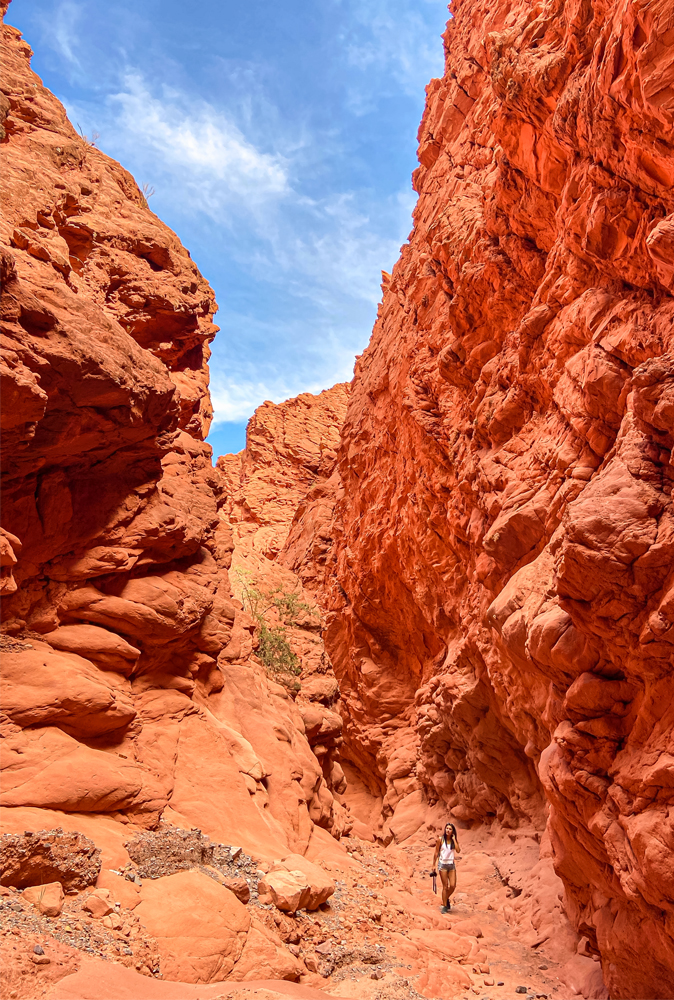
[236,572,312,694]
[258,623,301,690]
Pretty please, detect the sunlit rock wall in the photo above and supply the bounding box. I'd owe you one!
[319,1,674,996]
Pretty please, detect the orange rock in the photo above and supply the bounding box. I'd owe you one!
[0,3,349,941]
[83,889,113,918]
[95,869,141,910]
[43,624,141,675]
[223,877,250,904]
[227,917,302,982]
[49,958,349,999]
[0,826,101,889]
[0,645,136,736]
[261,870,307,914]
[135,870,249,983]
[279,0,674,994]
[22,881,64,916]
[273,854,334,909]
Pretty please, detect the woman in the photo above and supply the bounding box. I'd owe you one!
[432,821,461,913]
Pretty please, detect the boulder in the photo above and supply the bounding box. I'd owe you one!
[227,916,302,981]
[84,889,114,918]
[273,854,334,910]
[259,870,307,914]
[22,880,64,916]
[135,869,250,983]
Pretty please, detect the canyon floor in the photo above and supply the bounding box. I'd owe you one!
[1,823,598,1000]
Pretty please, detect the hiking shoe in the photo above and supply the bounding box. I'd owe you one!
[440,905,449,913]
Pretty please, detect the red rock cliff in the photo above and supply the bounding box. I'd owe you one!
[0,4,340,900]
[316,1,674,997]
[216,385,351,834]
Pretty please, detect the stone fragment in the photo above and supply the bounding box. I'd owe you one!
[84,889,114,918]
[224,877,250,903]
[22,881,64,916]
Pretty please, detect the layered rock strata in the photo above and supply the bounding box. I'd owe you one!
[0,1,339,918]
[295,1,674,997]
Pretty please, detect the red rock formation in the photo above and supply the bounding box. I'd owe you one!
[307,1,674,997]
[218,384,349,562]
[215,387,351,832]
[0,3,341,969]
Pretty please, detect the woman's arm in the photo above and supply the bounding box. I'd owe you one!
[451,826,461,853]
[432,837,441,869]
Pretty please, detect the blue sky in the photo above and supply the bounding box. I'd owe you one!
[9,0,448,456]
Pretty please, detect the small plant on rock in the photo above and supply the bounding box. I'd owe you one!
[139,182,155,209]
[237,571,312,694]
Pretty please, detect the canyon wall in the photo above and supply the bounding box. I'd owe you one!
[216,386,351,834]
[283,1,674,997]
[0,2,341,926]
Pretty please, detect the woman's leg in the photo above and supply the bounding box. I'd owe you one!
[448,866,457,898]
[439,867,449,907]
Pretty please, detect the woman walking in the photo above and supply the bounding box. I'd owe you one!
[432,821,461,913]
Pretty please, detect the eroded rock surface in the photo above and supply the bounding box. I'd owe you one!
[0,7,341,987]
[216,388,351,835]
[298,1,674,997]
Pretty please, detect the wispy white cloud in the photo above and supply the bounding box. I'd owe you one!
[83,71,412,313]
[52,0,82,66]
[47,0,445,433]
[335,0,447,112]
[108,73,289,210]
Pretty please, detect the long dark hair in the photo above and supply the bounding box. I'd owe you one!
[443,822,456,846]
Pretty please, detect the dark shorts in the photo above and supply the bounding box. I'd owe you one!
[438,862,455,872]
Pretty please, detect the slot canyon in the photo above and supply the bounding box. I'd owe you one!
[0,0,672,998]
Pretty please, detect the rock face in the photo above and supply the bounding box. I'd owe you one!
[218,384,349,565]
[290,1,673,998]
[0,2,340,963]
[216,387,351,834]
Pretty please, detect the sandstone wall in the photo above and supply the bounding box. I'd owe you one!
[216,386,351,834]
[318,1,674,996]
[0,7,339,877]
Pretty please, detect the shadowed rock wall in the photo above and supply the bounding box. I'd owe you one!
[308,1,674,997]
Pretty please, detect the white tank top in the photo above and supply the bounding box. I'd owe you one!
[439,839,455,864]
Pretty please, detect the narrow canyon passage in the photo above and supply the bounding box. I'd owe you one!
[1,0,673,998]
